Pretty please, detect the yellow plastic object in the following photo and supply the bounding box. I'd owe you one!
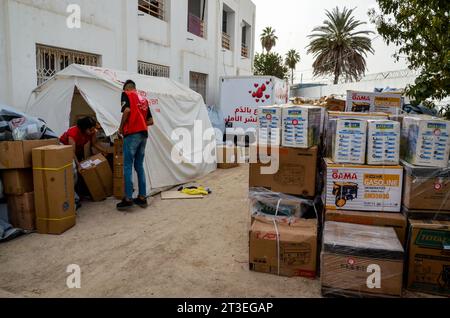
[181,187,209,196]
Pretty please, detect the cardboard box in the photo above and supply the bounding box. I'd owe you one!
[346,91,403,115]
[0,139,59,170]
[323,158,403,212]
[332,119,368,164]
[7,192,35,231]
[113,177,125,200]
[402,160,450,212]
[401,116,450,168]
[282,105,322,148]
[1,169,34,195]
[79,154,113,202]
[325,210,407,246]
[257,106,282,146]
[325,97,346,112]
[321,222,404,297]
[249,146,318,197]
[216,145,239,169]
[32,145,75,235]
[367,120,400,165]
[249,217,318,278]
[407,220,450,297]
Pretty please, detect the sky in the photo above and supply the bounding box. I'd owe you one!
[253,0,408,83]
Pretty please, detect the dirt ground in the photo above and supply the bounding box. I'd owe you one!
[0,165,433,298]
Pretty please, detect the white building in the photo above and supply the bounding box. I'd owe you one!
[0,0,256,111]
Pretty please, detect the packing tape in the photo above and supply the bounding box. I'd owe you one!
[37,215,75,222]
[272,219,281,276]
[33,163,73,171]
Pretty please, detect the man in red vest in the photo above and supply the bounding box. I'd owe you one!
[117,80,153,211]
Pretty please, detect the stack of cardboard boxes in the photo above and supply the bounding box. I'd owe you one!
[0,139,58,231]
[321,110,406,297]
[113,139,125,199]
[399,115,450,297]
[248,105,320,279]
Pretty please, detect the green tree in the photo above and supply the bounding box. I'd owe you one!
[285,49,301,84]
[254,52,289,79]
[369,0,450,107]
[307,7,374,84]
[260,27,278,53]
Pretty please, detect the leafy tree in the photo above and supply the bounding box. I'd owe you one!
[307,7,374,84]
[254,52,289,79]
[369,0,450,107]
[260,27,278,53]
[285,49,301,84]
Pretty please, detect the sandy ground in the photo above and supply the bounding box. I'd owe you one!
[0,165,435,298]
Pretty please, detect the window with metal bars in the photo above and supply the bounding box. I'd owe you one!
[138,61,170,78]
[138,0,165,21]
[36,44,101,85]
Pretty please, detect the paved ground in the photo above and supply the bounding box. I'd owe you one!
[0,165,435,298]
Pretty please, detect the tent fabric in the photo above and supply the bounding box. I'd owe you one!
[26,65,216,193]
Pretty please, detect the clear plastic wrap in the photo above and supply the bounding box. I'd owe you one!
[401,159,450,220]
[321,221,404,298]
[249,187,317,223]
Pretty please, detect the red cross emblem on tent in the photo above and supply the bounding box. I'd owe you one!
[292,119,299,126]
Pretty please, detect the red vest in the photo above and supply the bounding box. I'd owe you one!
[123,90,149,136]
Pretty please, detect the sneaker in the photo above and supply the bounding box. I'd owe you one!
[117,199,134,211]
[133,197,148,209]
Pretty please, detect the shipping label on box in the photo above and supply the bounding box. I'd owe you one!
[367,120,400,165]
[282,106,321,148]
[257,106,282,146]
[333,119,367,164]
[80,154,113,202]
[324,159,403,212]
[407,220,450,297]
[402,117,450,168]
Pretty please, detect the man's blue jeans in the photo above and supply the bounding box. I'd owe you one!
[123,133,147,200]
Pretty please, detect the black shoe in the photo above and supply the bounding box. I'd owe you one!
[117,199,134,211]
[133,197,148,209]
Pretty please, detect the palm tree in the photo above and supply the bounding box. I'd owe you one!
[285,49,301,84]
[307,7,374,84]
[260,27,278,53]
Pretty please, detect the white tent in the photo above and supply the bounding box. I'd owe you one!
[26,64,216,194]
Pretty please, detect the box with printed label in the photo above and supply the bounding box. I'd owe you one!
[401,116,450,168]
[249,216,318,278]
[321,222,404,297]
[80,154,113,202]
[407,220,450,297]
[346,91,403,115]
[367,120,401,165]
[323,158,403,212]
[282,105,322,149]
[332,119,367,164]
[257,106,282,146]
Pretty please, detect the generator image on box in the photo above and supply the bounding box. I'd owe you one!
[332,182,359,208]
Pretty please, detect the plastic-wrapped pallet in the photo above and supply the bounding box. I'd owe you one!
[257,106,282,146]
[321,222,404,297]
[281,105,322,148]
[401,116,450,168]
[332,119,368,164]
[367,120,400,165]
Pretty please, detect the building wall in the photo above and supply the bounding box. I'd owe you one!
[0,0,256,110]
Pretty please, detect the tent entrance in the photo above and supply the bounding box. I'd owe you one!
[69,87,96,127]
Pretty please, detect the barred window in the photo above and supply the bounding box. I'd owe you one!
[36,44,101,85]
[138,0,165,21]
[138,61,170,78]
[189,71,207,102]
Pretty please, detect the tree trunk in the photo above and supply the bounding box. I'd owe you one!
[334,61,340,85]
[291,68,294,85]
